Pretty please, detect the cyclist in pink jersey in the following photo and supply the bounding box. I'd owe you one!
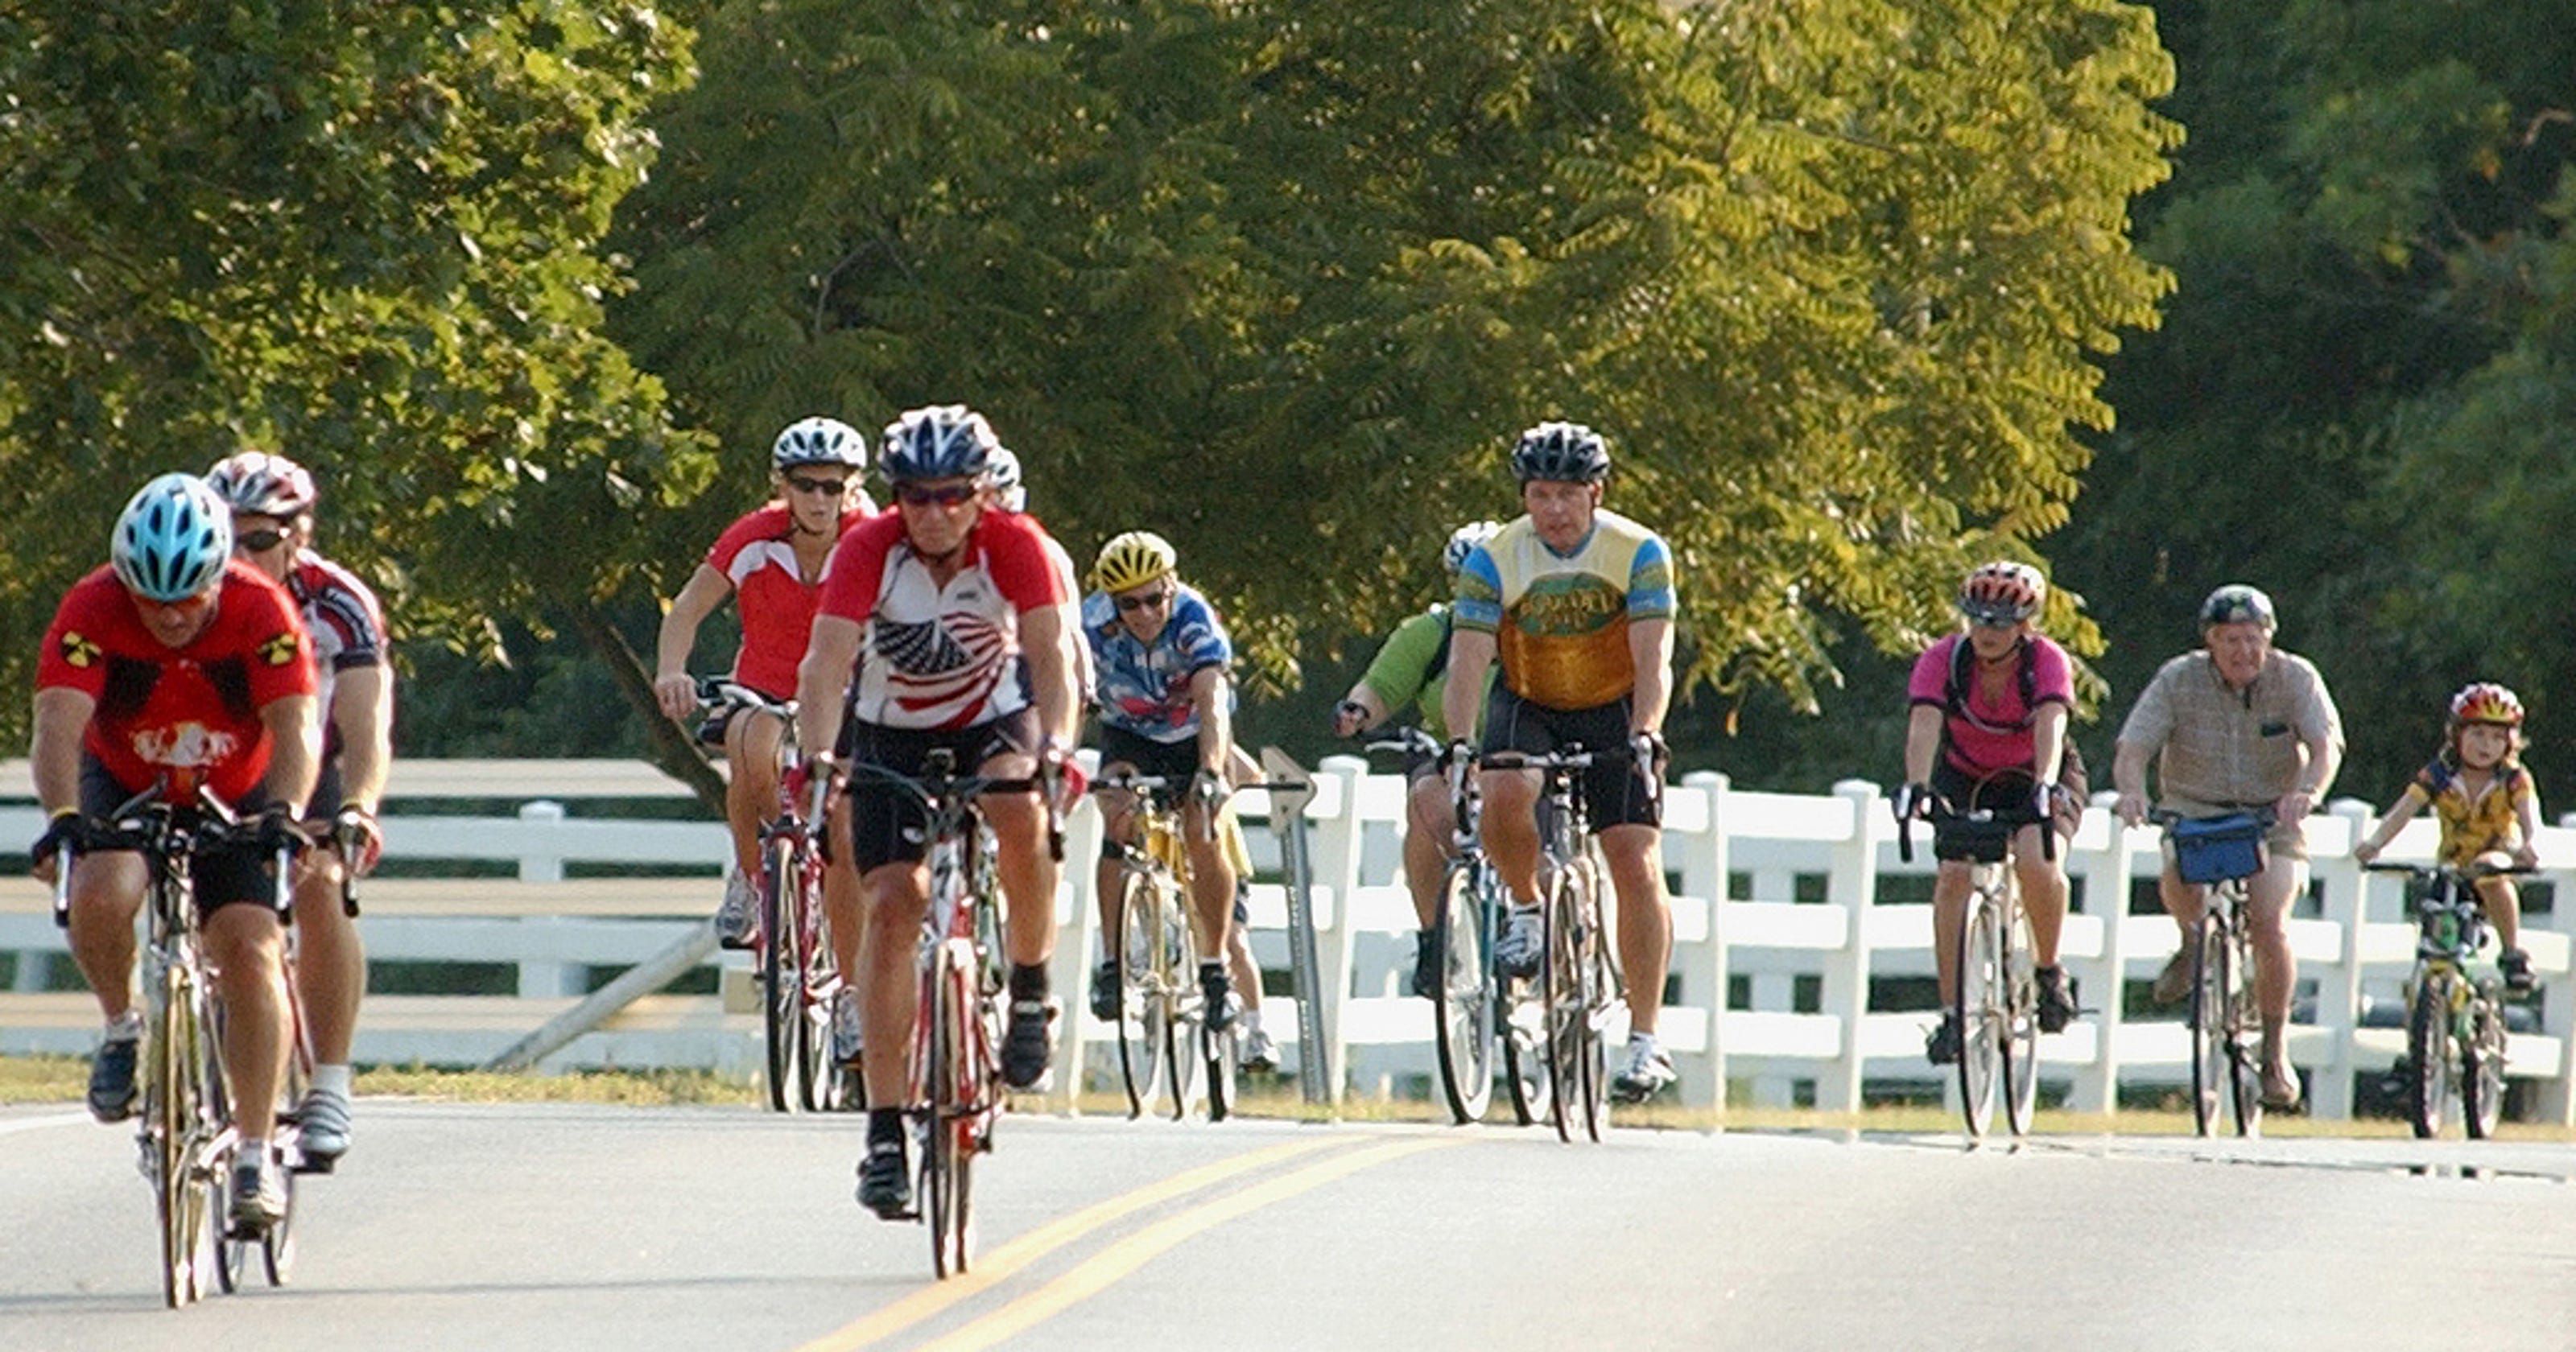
[655,418,877,950]
[790,405,1082,1220]
[1896,562,2084,1065]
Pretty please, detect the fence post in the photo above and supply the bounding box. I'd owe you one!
[2070,796,2133,1115]
[1311,755,1368,1105]
[514,802,580,1000]
[2307,799,2374,1120]
[1048,794,1104,1113]
[2543,813,2576,1126]
[1819,781,1881,1112]
[1678,771,1731,1111]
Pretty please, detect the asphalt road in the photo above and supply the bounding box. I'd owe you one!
[5,1101,2573,1352]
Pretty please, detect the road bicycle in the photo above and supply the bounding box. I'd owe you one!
[1483,745,1627,1144]
[2157,809,2275,1138]
[1090,769,1300,1123]
[1359,728,1549,1127]
[1895,786,2052,1140]
[699,678,849,1115]
[2364,859,2532,1139]
[53,785,306,1307]
[848,750,1057,1279]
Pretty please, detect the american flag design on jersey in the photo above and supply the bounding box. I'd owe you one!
[818,509,1068,732]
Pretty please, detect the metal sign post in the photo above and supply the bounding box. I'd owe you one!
[1258,746,1329,1104]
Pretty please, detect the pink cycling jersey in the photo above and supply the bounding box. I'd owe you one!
[1907,633,2074,778]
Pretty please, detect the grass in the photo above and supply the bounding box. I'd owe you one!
[10,1053,2571,1139]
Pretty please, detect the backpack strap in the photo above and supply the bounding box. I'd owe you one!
[1944,636,2038,725]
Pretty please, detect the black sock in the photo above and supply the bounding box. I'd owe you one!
[867,1107,903,1147]
[1199,959,1226,985]
[1009,962,1050,1002]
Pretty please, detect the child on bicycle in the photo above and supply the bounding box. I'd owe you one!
[2351,682,2542,993]
[1896,561,2084,1065]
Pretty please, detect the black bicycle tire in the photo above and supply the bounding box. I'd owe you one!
[2406,971,2451,1138]
[1574,862,1608,1143]
[2188,917,2226,1138]
[761,836,798,1114]
[2227,929,2264,1138]
[1999,889,2041,1137]
[1954,889,2001,1140]
[791,845,839,1113]
[1430,862,1496,1124]
[1542,873,1583,1144]
[1164,888,1204,1121]
[2464,996,2506,1140]
[1111,868,1167,1119]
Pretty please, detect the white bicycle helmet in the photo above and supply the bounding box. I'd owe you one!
[770,416,868,472]
[988,447,1027,513]
[1442,521,1502,577]
[204,451,317,517]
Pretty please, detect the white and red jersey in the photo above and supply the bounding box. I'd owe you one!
[817,509,1069,731]
[284,548,390,715]
[708,502,873,699]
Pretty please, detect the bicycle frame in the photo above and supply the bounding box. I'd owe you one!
[1895,791,2050,1140]
[1484,747,1621,1144]
[2156,810,2271,1138]
[2366,860,2525,1139]
[1090,773,1216,1121]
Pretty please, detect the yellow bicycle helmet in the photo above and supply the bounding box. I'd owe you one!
[1092,530,1177,594]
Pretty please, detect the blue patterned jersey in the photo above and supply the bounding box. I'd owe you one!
[1084,582,1235,743]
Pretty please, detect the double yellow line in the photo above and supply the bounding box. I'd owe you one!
[794,1132,1461,1352]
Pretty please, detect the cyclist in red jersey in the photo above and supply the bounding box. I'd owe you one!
[30,474,320,1230]
[654,417,877,958]
[791,405,1082,1220]
[204,451,392,1165]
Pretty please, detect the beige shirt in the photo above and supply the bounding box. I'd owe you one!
[2118,649,2342,815]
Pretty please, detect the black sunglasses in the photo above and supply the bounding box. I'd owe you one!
[1115,588,1174,613]
[234,528,291,552]
[785,474,848,497]
[896,482,980,507]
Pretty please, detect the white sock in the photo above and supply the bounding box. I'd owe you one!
[104,1010,142,1041]
[313,1064,353,1098]
[1242,1007,1264,1037]
[1630,1031,1662,1054]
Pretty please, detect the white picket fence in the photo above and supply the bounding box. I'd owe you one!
[3,756,2572,1123]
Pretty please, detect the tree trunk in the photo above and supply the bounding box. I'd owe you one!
[565,603,729,817]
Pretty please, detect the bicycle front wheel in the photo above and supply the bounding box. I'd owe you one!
[2464,995,2507,1140]
[2225,934,2264,1139]
[761,837,799,1114]
[1430,863,1496,1124]
[1540,873,1597,1144]
[2187,918,2227,1138]
[1954,892,2003,1140]
[1112,868,1171,1119]
[1998,893,2041,1137]
[2405,971,2456,1139]
[925,946,975,1278]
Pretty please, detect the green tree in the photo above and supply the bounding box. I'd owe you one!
[0,2,717,789]
[613,0,2178,716]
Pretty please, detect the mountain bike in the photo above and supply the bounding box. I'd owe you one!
[1484,746,1626,1144]
[2364,859,2532,1139]
[2157,810,2274,1138]
[53,785,304,1308]
[1360,728,1549,1127]
[700,678,847,1114]
[848,751,1058,1279]
[1896,786,2052,1140]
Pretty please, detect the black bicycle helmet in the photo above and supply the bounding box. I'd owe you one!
[2198,583,2276,631]
[1509,421,1611,484]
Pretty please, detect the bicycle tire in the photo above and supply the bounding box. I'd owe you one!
[2405,971,2454,1138]
[1954,890,2002,1140]
[1541,873,1590,1144]
[2187,917,2227,1138]
[1204,1012,1239,1123]
[1162,888,1207,1121]
[787,844,840,1113]
[1999,890,2041,1137]
[1573,859,1610,1142]
[1112,868,1170,1119]
[761,836,799,1115]
[925,945,974,1279]
[159,962,218,1307]
[1430,862,1497,1124]
[2464,995,2507,1140]
[2226,931,2264,1138]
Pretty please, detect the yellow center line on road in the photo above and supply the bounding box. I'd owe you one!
[791,1133,1356,1352]
[911,1136,1464,1352]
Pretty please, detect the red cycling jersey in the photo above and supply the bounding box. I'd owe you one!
[708,503,873,699]
[37,562,317,804]
[817,509,1067,731]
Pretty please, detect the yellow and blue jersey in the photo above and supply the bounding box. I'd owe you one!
[1452,510,1674,711]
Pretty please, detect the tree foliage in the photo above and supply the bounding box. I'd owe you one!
[0,2,714,746]
[614,0,2178,707]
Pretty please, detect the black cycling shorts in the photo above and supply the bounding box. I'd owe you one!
[80,755,280,915]
[1096,723,1201,785]
[1478,686,1660,830]
[844,709,1041,872]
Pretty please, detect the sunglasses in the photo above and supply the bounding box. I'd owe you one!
[1115,588,1174,613]
[1969,615,2021,631]
[785,475,848,497]
[896,482,980,508]
[234,528,291,552]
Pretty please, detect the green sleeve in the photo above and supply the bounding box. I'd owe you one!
[1359,611,1445,715]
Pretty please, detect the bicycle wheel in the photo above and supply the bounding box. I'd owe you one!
[1430,863,1496,1124]
[1162,894,1206,1120]
[2187,917,2227,1138]
[2405,971,2454,1138]
[789,848,841,1113]
[2463,995,2507,1140]
[1502,981,1554,1127]
[761,836,799,1114]
[1112,868,1170,1119]
[156,966,215,1307]
[1541,873,1591,1144]
[2226,933,2264,1138]
[1998,892,2041,1136]
[1953,892,2003,1140]
[924,946,975,1279]
[1571,857,1612,1142]
[1203,1011,1239,1123]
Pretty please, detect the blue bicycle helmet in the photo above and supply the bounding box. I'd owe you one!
[113,473,233,601]
[1509,422,1611,484]
[880,406,1000,482]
